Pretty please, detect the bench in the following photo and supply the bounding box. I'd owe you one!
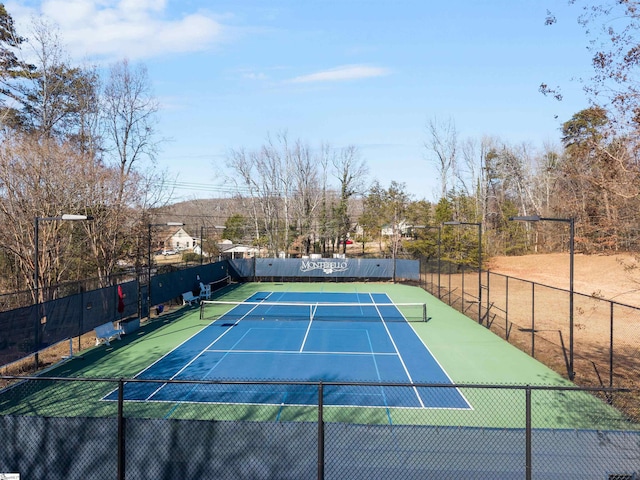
[182,291,199,305]
[95,322,124,346]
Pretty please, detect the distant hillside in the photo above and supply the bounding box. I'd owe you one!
[153,198,248,234]
[153,196,365,237]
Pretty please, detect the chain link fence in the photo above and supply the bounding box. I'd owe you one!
[420,260,640,408]
[0,376,638,479]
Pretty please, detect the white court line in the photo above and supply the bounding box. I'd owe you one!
[144,292,275,401]
[402,307,474,410]
[299,304,315,352]
[369,293,426,408]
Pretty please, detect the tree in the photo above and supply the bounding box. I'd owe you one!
[332,145,368,253]
[0,17,97,140]
[224,214,249,243]
[93,58,167,284]
[403,199,436,259]
[291,139,322,255]
[0,135,95,300]
[0,4,36,128]
[226,134,327,257]
[103,59,159,177]
[384,181,412,279]
[559,106,639,250]
[224,136,359,257]
[0,6,170,293]
[360,181,412,270]
[317,142,334,254]
[567,1,640,128]
[360,180,388,253]
[226,137,286,256]
[426,117,458,198]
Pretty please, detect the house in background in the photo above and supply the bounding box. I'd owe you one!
[218,240,260,259]
[151,228,260,258]
[164,227,199,251]
[152,226,199,253]
[381,220,412,237]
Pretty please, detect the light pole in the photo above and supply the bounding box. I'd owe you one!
[34,214,93,369]
[147,222,184,318]
[509,215,575,380]
[444,221,482,324]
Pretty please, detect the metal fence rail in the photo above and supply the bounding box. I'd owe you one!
[420,261,640,390]
[1,376,638,480]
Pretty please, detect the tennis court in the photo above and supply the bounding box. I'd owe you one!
[3,281,639,479]
[1,282,632,431]
[105,291,470,410]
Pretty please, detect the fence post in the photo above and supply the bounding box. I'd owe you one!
[505,276,509,339]
[461,263,465,313]
[448,262,452,306]
[317,381,324,480]
[609,302,614,390]
[118,378,125,480]
[485,270,490,324]
[531,283,535,358]
[525,386,532,480]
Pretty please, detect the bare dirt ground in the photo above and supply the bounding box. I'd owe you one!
[487,252,640,308]
[448,253,640,401]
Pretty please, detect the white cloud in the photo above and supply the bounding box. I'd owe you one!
[288,65,391,84]
[7,0,227,62]
[242,71,268,81]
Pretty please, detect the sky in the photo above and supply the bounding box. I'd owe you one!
[7,0,594,201]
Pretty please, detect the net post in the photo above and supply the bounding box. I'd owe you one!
[423,303,427,322]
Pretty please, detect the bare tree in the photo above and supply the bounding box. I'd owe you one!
[318,142,334,254]
[426,117,458,198]
[332,145,368,253]
[226,141,284,256]
[92,58,167,283]
[291,139,322,255]
[0,7,170,291]
[0,135,94,299]
[103,59,159,178]
[226,134,326,257]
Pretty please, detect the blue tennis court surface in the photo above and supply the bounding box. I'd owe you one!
[106,292,471,410]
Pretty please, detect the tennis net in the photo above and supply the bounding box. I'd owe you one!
[200,300,427,323]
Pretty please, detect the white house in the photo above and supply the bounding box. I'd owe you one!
[218,240,260,259]
[161,227,198,251]
[381,220,412,237]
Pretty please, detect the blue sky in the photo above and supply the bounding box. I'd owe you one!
[8,0,593,201]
